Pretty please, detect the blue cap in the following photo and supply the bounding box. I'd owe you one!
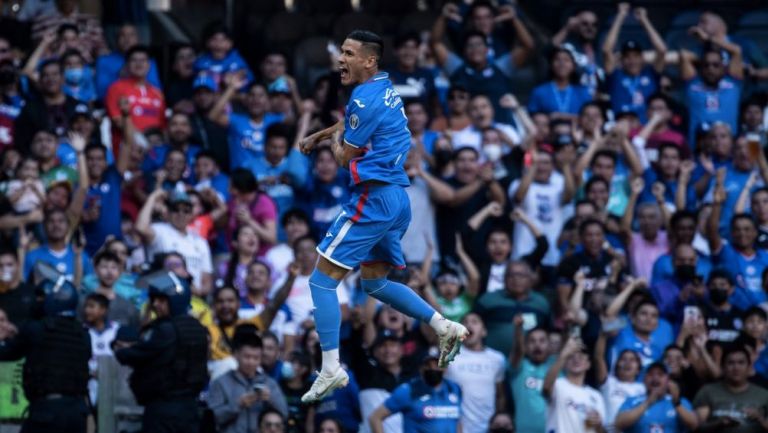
[268,76,291,95]
[193,74,217,92]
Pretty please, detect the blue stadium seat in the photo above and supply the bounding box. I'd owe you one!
[737,9,768,29]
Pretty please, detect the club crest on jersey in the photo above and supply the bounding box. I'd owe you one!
[350,114,360,129]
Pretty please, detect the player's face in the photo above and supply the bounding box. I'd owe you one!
[339,39,375,86]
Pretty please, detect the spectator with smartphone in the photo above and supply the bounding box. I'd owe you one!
[207,328,288,433]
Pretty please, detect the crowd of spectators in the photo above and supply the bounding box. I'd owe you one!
[2,0,768,432]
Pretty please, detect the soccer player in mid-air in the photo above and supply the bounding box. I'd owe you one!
[299,30,468,402]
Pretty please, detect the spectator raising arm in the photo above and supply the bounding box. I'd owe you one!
[20,31,55,83]
[208,73,248,127]
[621,177,644,245]
[706,171,726,253]
[675,160,695,211]
[510,314,525,368]
[711,35,744,80]
[116,98,135,175]
[430,3,462,69]
[500,94,538,149]
[635,7,668,72]
[412,159,457,205]
[513,153,539,203]
[496,5,535,68]
[735,171,759,214]
[567,271,589,328]
[601,2,631,74]
[258,262,298,329]
[67,132,88,230]
[468,201,503,231]
[678,49,698,82]
[135,189,166,244]
[510,208,550,266]
[454,232,480,298]
[543,336,583,399]
[552,15,580,47]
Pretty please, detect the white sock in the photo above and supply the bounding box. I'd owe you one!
[321,349,340,376]
[429,312,451,335]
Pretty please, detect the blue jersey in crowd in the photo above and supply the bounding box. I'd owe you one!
[95,53,162,99]
[610,324,673,368]
[193,49,254,88]
[142,144,201,183]
[384,378,462,433]
[715,244,768,305]
[527,82,593,115]
[618,395,693,433]
[227,112,284,171]
[714,164,761,237]
[607,66,658,123]
[23,245,94,281]
[344,72,411,187]
[685,76,741,144]
[82,165,123,255]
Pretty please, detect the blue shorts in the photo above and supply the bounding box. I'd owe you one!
[317,183,411,270]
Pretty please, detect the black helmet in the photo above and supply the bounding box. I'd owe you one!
[35,276,78,317]
[146,271,191,317]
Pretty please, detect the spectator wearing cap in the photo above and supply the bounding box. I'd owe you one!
[693,345,768,432]
[189,73,229,169]
[543,336,606,433]
[193,22,254,88]
[14,59,80,152]
[95,24,162,100]
[370,353,462,433]
[105,45,167,156]
[527,48,593,118]
[135,188,213,294]
[22,207,94,281]
[444,313,505,433]
[680,42,743,145]
[601,4,667,123]
[387,33,438,117]
[614,361,698,433]
[207,330,289,433]
[474,260,551,355]
[210,74,285,172]
[349,328,414,433]
[510,148,575,268]
[552,9,602,93]
[431,2,534,122]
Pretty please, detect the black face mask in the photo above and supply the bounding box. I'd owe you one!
[423,369,443,387]
[489,428,514,433]
[674,265,696,282]
[709,288,730,305]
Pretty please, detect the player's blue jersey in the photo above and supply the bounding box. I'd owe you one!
[344,72,411,187]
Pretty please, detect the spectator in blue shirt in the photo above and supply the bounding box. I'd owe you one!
[298,147,349,237]
[193,22,254,90]
[431,4,535,122]
[209,74,284,171]
[142,112,201,182]
[651,210,712,285]
[23,207,93,281]
[680,43,744,145]
[639,143,696,210]
[601,4,667,122]
[528,48,593,118]
[609,297,672,368]
[369,355,462,433]
[248,123,308,241]
[94,24,162,99]
[614,361,698,433]
[193,150,230,203]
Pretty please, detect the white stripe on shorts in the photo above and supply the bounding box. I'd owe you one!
[320,219,355,268]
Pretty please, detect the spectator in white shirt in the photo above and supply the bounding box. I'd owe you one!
[136,189,214,295]
[444,312,506,433]
[543,336,607,433]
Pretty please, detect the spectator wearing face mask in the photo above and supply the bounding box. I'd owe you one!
[369,353,462,433]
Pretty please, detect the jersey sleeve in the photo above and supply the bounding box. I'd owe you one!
[384,383,412,414]
[104,82,121,120]
[344,93,381,148]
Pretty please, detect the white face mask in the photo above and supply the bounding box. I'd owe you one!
[483,143,503,162]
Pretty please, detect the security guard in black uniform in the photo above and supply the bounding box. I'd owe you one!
[115,271,209,433]
[0,276,91,433]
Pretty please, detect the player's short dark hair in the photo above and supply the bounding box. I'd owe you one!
[346,30,384,63]
[85,293,110,309]
[394,31,420,49]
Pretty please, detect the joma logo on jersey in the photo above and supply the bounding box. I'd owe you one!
[382,88,402,109]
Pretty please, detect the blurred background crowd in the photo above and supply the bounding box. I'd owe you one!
[2,0,768,432]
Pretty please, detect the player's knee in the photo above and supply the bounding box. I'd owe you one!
[360,277,388,295]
